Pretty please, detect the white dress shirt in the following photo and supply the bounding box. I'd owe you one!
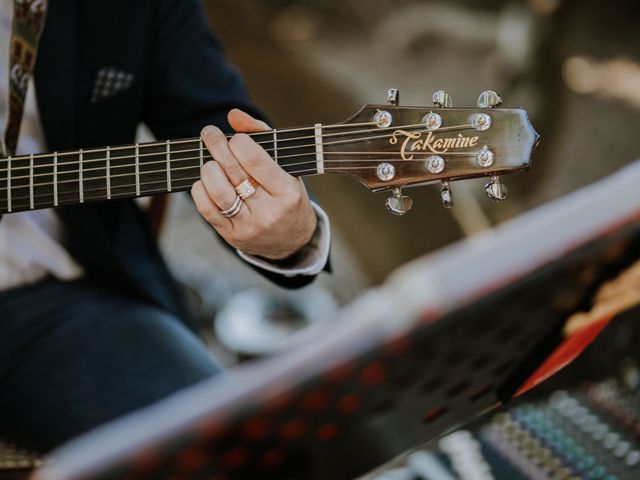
[0,0,329,290]
[0,0,84,289]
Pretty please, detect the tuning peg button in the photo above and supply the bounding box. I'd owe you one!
[476,146,494,168]
[426,155,445,174]
[387,88,400,106]
[433,90,453,108]
[440,180,454,208]
[386,188,413,215]
[485,176,508,201]
[374,110,393,128]
[423,112,442,131]
[477,90,503,109]
[376,162,395,181]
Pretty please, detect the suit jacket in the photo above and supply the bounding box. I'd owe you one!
[32,0,326,323]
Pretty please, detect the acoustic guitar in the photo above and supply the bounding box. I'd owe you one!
[0,89,539,218]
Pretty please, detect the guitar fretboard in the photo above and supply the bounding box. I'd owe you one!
[0,123,357,215]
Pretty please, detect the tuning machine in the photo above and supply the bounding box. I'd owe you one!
[387,88,400,106]
[433,90,453,108]
[432,91,454,208]
[386,187,413,216]
[477,90,502,109]
[383,89,413,215]
[440,181,454,208]
[485,176,508,202]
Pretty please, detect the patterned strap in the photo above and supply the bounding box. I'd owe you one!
[3,0,48,156]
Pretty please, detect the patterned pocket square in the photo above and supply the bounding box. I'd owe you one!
[91,67,134,104]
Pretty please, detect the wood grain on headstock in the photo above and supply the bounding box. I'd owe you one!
[326,105,539,191]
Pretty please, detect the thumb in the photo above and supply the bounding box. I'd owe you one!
[228,108,271,133]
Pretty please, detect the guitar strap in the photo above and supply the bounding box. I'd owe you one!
[2,0,48,157]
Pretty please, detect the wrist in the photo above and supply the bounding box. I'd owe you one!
[236,202,331,278]
[261,211,318,261]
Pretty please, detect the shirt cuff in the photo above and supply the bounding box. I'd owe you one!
[236,202,331,278]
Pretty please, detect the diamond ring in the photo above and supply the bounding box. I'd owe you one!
[235,178,257,200]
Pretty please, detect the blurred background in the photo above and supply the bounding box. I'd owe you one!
[6,1,640,476]
[156,0,640,361]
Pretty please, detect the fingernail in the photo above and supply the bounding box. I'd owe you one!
[201,125,218,138]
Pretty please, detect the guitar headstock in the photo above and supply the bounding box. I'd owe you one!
[326,89,539,214]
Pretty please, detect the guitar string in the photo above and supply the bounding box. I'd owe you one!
[6,152,489,207]
[0,122,475,175]
[0,152,480,201]
[3,121,378,163]
[6,167,325,206]
[9,162,449,207]
[0,122,472,174]
[0,120,383,170]
[12,179,331,209]
[0,118,475,166]
[0,121,423,172]
[1,123,481,204]
[0,143,477,198]
[4,151,478,184]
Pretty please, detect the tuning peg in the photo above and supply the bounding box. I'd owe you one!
[440,180,454,208]
[477,90,503,109]
[485,176,508,201]
[433,90,452,108]
[385,187,413,215]
[387,88,400,106]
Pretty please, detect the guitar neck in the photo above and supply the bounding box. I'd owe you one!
[0,103,540,215]
[0,124,341,215]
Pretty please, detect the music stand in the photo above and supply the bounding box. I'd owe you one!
[35,162,640,480]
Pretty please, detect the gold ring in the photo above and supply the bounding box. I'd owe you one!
[221,195,243,219]
[235,178,257,200]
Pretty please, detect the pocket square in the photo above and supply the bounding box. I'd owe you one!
[91,67,134,104]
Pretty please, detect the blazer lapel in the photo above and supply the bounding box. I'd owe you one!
[34,0,78,151]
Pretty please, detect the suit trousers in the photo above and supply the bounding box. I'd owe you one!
[0,277,221,452]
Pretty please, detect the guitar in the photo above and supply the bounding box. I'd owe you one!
[0,89,539,217]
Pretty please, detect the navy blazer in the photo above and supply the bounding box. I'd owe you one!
[32,0,325,322]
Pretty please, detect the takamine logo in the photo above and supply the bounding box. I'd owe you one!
[390,130,479,160]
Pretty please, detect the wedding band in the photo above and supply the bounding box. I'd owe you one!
[221,195,243,219]
[235,178,257,200]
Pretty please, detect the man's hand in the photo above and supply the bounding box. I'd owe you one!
[191,109,317,261]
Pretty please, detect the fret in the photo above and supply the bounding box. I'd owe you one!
[257,132,275,166]
[53,152,58,206]
[166,140,172,192]
[7,156,11,212]
[165,139,201,191]
[135,144,140,196]
[273,130,278,164]
[275,127,318,177]
[0,157,7,213]
[79,149,84,203]
[29,154,34,209]
[138,142,168,196]
[199,140,204,168]
[109,145,137,198]
[82,148,108,203]
[57,151,81,205]
[106,146,111,200]
[26,151,55,210]
[8,155,31,212]
[314,124,324,174]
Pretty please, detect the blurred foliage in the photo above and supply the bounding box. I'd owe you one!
[205,0,640,284]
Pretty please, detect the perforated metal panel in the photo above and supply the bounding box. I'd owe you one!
[52,220,640,480]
